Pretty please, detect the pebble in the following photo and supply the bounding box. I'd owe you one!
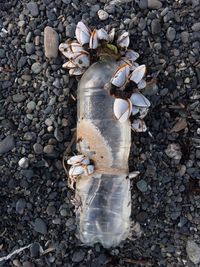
[34,218,47,235]
[65,23,76,38]
[186,240,200,264]
[33,143,43,154]
[54,128,63,142]
[18,20,25,27]
[27,1,39,17]
[31,62,43,74]
[12,94,26,103]
[181,31,189,43]
[0,135,15,154]
[166,27,176,42]
[136,179,148,192]
[44,26,59,59]
[18,157,29,169]
[151,19,161,34]
[138,0,148,9]
[22,261,35,267]
[98,10,109,20]
[25,43,35,55]
[147,0,162,9]
[16,198,26,214]
[13,259,22,267]
[165,144,182,160]
[46,205,56,216]
[192,22,200,32]
[44,144,54,154]
[72,250,85,263]
[62,0,71,3]
[30,242,40,258]
[45,118,53,126]
[27,101,36,110]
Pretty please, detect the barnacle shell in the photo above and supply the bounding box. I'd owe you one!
[75,21,91,45]
[111,63,130,88]
[113,98,132,123]
[67,155,90,165]
[97,28,109,41]
[130,65,146,84]
[89,29,98,49]
[130,92,150,108]
[117,31,130,49]
[132,119,147,132]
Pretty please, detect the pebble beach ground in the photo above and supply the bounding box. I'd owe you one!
[1,0,200,266]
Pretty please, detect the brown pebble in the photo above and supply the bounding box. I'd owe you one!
[44,26,59,59]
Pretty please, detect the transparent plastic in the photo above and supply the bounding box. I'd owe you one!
[75,60,131,248]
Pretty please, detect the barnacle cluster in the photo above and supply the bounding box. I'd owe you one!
[59,21,151,133]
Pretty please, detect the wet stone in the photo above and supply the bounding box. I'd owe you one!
[0,135,15,154]
[34,218,47,234]
[166,27,176,42]
[31,62,43,74]
[27,1,39,17]
[72,250,85,263]
[30,242,40,258]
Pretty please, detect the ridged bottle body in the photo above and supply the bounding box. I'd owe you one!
[76,60,131,248]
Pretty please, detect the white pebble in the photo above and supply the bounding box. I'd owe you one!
[18,157,29,169]
[98,10,109,20]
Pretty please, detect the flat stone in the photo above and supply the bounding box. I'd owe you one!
[0,135,15,154]
[12,94,26,103]
[25,43,35,55]
[65,23,76,38]
[181,31,189,43]
[16,198,26,214]
[33,143,43,154]
[34,218,47,234]
[72,250,85,263]
[151,19,161,34]
[147,0,162,9]
[31,62,43,74]
[44,26,59,59]
[27,1,39,17]
[186,240,200,264]
[27,101,36,110]
[30,242,40,258]
[138,0,148,9]
[136,179,148,192]
[166,27,176,42]
[192,22,200,32]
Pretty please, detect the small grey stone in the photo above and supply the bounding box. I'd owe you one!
[138,0,148,9]
[17,56,27,68]
[31,62,43,74]
[27,2,39,17]
[72,250,85,263]
[13,259,22,267]
[33,143,43,154]
[46,205,56,216]
[30,242,40,258]
[45,118,53,126]
[18,157,29,169]
[65,23,76,38]
[186,240,200,264]
[166,27,176,42]
[136,180,148,192]
[147,0,162,9]
[44,26,59,59]
[44,144,54,154]
[24,132,36,141]
[16,198,26,214]
[22,261,35,267]
[98,9,109,20]
[62,0,71,3]
[0,48,5,58]
[196,149,200,159]
[60,209,67,217]
[54,128,63,142]
[12,94,26,103]
[192,22,200,32]
[181,31,189,43]
[18,20,25,27]
[151,19,161,34]
[25,43,35,55]
[27,101,36,110]
[165,144,182,160]
[34,218,47,234]
[21,75,32,81]
[0,135,15,154]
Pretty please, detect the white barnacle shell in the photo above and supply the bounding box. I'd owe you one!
[111,63,130,88]
[97,28,109,41]
[117,31,130,49]
[132,119,147,132]
[113,98,132,123]
[67,155,90,166]
[73,52,90,68]
[89,29,98,49]
[137,79,147,89]
[125,49,140,63]
[130,65,146,84]
[109,28,115,42]
[62,60,77,69]
[132,106,140,116]
[70,41,87,53]
[130,92,151,108]
[69,67,85,76]
[84,164,94,175]
[139,107,149,119]
[69,165,85,177]
[75,21,91,45]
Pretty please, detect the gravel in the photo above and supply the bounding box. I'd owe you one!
[1,0,200,266]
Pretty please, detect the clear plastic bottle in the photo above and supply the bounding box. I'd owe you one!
[75,60,131,248]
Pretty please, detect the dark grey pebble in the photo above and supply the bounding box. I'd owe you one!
[27,1,39,17]
[33,143,43,154]
[62,0,71,3]
[25,43,35,55]
[30,242,40,258]
[192,22,200,32]
[147,0,162,9]
[22,261,35,267]
[0,48,5,58]
[54,128,63,142]
[181,31,189,43]
[16,198,26,214]
[138,0,148,9]
[65,23,76,38]
[12,94,26,103]
[31,62,43,74]
[34,218,47,235]
[0,135,15,154]
[151,19,161,34]
[166,27,176,42]
[72,250,85,263]
[136,179,148,192]
[17,56,27,68]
